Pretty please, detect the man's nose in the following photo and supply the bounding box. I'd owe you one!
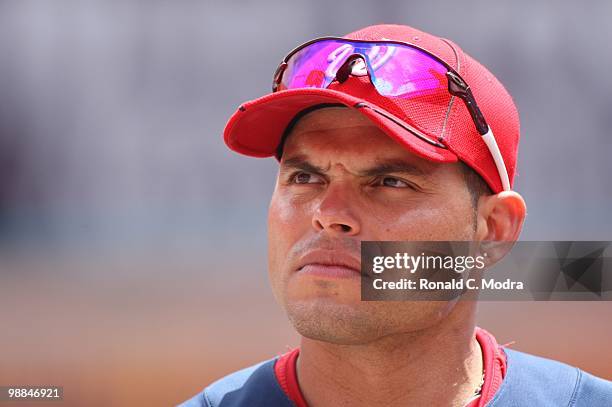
[311,183,361,236]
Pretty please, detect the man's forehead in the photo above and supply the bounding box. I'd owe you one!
[281,107,436,172]
[284,107,399,154]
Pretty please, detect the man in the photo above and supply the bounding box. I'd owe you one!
[181,24,612,406]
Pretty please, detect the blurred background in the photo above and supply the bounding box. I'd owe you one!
[0,1,611,406]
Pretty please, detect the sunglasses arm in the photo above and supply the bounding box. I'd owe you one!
[272,62,287,92]
[482,128,511,191]
[446,72,511,191]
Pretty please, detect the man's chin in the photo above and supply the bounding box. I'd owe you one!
[284,277,362,305]
[284,299,385,345]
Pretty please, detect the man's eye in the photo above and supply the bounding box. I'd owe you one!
[378,176,411,188]
[291,172,324,184]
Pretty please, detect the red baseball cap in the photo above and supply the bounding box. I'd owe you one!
[223,24,519,193]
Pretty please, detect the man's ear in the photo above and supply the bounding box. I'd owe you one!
[475,191,527,263]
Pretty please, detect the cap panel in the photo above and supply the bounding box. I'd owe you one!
[327,75,452,140]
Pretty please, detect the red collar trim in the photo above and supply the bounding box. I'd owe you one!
[274,326,507,407]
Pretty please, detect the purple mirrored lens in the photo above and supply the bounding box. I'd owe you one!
[281,40,351,90]
[280,39,448,99]
[365,44,447,98]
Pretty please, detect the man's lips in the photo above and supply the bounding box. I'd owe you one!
[295,250,361,278]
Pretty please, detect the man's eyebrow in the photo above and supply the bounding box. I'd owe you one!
[280,156,327,174]
[279,156,430,178]
[358,160,429,178]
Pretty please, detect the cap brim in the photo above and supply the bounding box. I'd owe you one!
[223,88,458,163]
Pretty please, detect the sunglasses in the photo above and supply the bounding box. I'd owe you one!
[272,37,510,191]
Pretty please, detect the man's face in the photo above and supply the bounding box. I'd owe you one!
[268,107,479,345]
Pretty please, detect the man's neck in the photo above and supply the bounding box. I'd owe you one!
[296,303,482,407]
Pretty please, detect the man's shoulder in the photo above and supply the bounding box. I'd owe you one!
[177,360,269,407]
[177,357,293,407]
[491,347,612,406]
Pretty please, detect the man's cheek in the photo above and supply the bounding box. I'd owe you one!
[267,216,287,275]
[367,209,440,240]
[268,196,302,275]
[267,217,288,306]
[270,192,298,225]
[395,204,473,239]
